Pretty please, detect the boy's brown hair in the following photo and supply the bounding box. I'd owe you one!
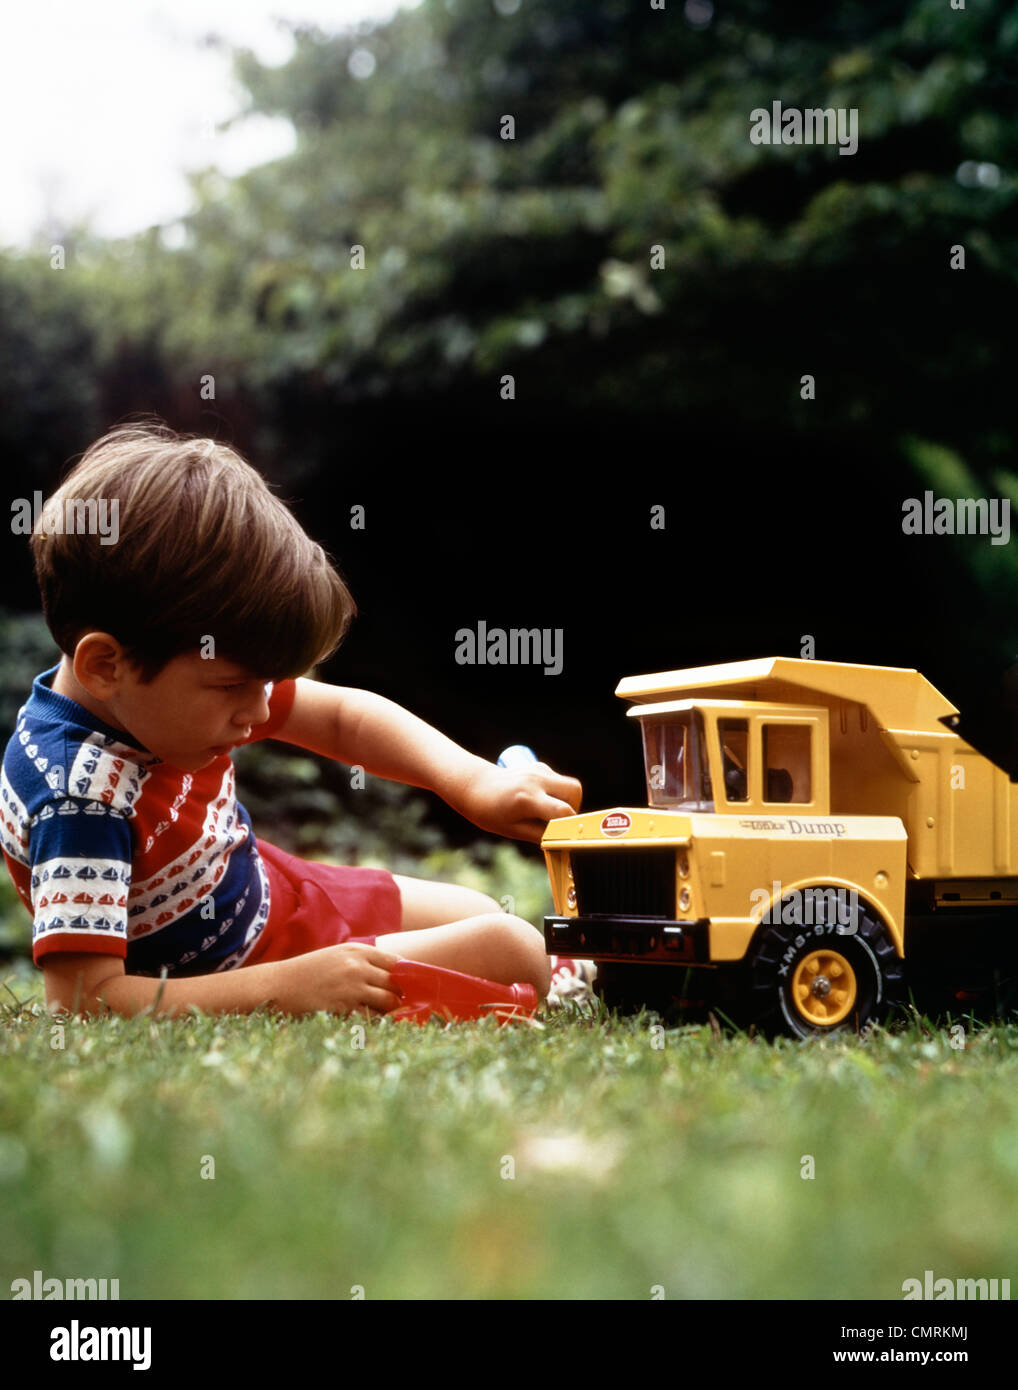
[30,419,356,683]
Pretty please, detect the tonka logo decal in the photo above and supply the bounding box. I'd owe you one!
[600,812,631,838]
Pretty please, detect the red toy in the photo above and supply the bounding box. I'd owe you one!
[389,959,537,1025]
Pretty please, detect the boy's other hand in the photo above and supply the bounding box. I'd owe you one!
[275,943,402,1017]
[453,761,582,842]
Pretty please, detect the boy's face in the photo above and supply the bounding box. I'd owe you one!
[101,651,272,772]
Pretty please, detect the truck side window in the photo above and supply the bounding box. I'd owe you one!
[763,724,811,803]
[718,719,749,802]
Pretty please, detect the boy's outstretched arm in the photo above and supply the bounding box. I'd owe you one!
[43,947,401,1020]
[272,678,582,842]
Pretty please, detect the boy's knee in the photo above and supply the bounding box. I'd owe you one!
[471,889,503,916]
[482,913,552,996]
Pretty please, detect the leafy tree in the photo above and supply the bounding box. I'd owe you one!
[164,0,1018,471]
[4,1,1017,480]
[3,0,1018,749]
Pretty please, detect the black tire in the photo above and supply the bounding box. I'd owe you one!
[740,891,906,1039]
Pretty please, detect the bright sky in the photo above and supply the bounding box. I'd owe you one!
[0,1,418,250]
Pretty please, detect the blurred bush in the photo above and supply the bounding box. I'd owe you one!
[0,609,61,733]
[0,872,30,960]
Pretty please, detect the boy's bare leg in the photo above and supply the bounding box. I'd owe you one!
[390,873,500,931]
[375,913,552,996]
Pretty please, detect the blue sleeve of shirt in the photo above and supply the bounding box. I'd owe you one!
[30,797,132,963]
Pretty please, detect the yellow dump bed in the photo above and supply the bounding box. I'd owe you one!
[616,657,957,734]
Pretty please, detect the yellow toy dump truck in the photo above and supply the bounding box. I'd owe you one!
[542,657,1018,1037]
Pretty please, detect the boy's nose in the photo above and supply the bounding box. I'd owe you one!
[238,685,271,727]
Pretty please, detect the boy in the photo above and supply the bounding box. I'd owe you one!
[2,421,583,1020]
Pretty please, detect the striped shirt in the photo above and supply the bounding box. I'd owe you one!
[0,665,296,976]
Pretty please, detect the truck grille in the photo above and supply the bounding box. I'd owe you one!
[570,848,675,919]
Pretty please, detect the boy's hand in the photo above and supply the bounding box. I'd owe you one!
[451,760,582,842]
[275,943,403,1017]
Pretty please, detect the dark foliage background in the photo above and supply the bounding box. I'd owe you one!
[3,0,1018,862]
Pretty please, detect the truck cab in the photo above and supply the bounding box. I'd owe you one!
[635,697,828,815]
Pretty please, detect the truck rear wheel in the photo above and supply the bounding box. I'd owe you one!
[744,894,905,1039]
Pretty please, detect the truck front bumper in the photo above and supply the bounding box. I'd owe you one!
[544,915,710,964]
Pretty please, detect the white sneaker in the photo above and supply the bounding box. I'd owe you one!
[545,956,598,1007]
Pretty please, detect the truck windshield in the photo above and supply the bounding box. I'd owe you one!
[639,712,713,811]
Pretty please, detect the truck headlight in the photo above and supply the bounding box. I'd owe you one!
[678,886,691,913]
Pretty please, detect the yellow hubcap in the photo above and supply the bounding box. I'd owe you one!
[790,948,857,1026]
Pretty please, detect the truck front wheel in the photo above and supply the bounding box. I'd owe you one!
[744,897,905,1040]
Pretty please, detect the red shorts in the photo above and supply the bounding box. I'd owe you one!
[243,839,403,966]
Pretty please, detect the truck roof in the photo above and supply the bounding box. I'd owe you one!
[615,657,958,736]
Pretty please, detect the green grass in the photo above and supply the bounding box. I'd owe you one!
[2,958,1017,1301]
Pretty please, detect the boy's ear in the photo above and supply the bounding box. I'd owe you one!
[71,632,134,698]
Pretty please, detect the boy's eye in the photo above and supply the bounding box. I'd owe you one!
[219,683,245,690]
